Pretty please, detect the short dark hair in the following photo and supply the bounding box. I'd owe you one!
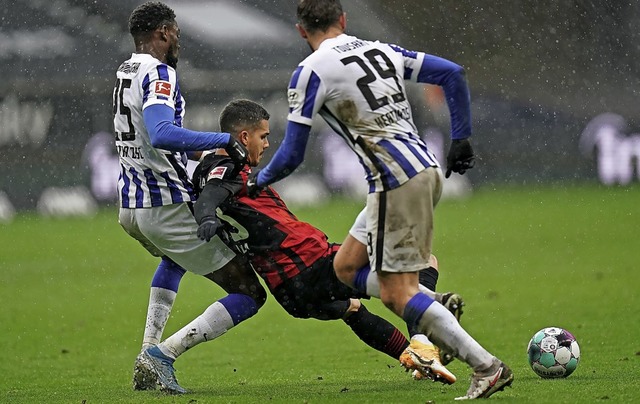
[297,0,343,34]
[219,99,270,134]
[129,1,176,38]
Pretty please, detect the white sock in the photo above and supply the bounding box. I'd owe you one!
[159,301,234,360]
[416,302,494,371]
[411,333,436,345]
[365,271,380,297]
[142,287,176,350]
[418,283,436,299]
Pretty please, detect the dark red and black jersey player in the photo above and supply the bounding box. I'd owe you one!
[192,152,409,360]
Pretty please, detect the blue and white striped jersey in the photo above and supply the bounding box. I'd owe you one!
[287,34,440,193]
[113,53,193,208]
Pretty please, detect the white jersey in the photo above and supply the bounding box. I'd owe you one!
[287,34,439,193]
[113,53,194,208]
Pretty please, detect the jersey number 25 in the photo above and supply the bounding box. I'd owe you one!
[113,78,136,141]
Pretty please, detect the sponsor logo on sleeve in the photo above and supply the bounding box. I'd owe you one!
[207,166,227,181]
[287,89,303,109]
[154,80,172,97]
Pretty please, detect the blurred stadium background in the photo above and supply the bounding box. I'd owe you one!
[2,0,639,217]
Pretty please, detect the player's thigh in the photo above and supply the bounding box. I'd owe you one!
[136,204,236,275]
[366,167,443,273]
[118,207,163,257]
[334,207,370,283]
[205,255,266,303]
[334,238,369,284]
[273,262,353,320]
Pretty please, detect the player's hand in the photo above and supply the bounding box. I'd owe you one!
[197,216,221,242]
[246,169,264,199]
[225,137,248,164]
[445,138,475,178]
[216,218,239,245]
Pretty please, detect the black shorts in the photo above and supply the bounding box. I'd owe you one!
[272,250,368,321]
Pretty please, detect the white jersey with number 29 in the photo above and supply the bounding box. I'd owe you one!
[113,53,194,208]
[287,34,439,193]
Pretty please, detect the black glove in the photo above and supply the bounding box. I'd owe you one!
[216,218,239,245]
[246,169,264,199]
[225,136,248,164]
[197,216,221,242]
[445,138,475,178]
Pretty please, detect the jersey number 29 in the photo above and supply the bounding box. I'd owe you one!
[341,49,406,111]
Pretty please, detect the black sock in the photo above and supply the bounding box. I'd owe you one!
[419,266,439,292]
[343,304,409,360]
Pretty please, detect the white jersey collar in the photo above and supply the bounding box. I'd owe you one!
[317,33,355,50]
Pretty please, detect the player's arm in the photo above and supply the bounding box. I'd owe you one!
[250,65,321,192]
[193,158,243,241]
[390,45,471,140]
[254,121,311,187]
[143,104,247,162]
[416,55,475,177]
[392,44,475,177]
[193,183,231,242]
[416,54,471,140]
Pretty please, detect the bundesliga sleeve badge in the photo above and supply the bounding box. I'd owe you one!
[153,80,172,97]
[207,166,227,181]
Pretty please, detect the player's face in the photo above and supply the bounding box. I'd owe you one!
[165,23,180,68]
[243,119,270,167]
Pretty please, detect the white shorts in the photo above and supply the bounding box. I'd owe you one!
[348,207,368,246]
[119,203,235,275]
[359,167,443,273]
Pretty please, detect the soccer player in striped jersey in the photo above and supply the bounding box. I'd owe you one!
[114,2,266,394]
[246,0,513,400]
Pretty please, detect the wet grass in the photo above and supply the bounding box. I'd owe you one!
[1,183,638,403]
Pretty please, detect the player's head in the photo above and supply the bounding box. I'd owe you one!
[296,0,345,47]
[128,2,180,68]
[219,99,270,167]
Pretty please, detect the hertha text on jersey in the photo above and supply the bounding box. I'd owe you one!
[374,106,411,129]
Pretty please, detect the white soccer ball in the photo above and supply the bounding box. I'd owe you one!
[527,327,580,378]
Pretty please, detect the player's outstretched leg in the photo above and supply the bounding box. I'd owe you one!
[137,346,187,394]
[455,359,514,400]
[342,300,409,360]
[406,293,513,399]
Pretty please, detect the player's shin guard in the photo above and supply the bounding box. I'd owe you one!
[343,304,409,360]
[159,294,259,359]
[413,297,494,372]
[142,258,187,349]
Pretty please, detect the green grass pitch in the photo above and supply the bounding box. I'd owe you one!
[1,184,638,403]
